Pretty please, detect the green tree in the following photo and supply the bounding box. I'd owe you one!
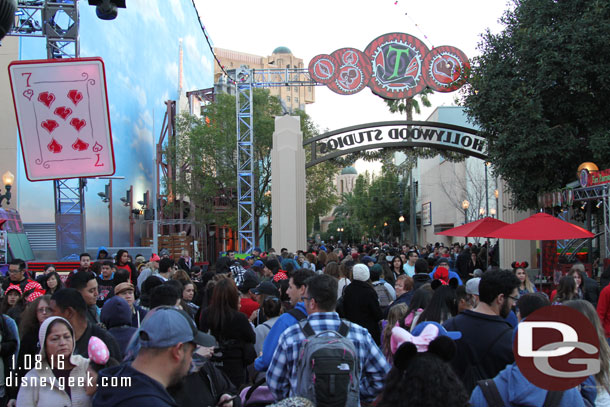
[462,0,610,209]
[169,91,338,246]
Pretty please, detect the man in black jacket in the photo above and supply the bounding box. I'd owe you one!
[443,269,520,393]
[412,258,432,291]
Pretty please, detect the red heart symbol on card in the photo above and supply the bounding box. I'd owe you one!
[69,118,86,132]
[47,138,63,154]
[67,89,83,106]
[38,91,56,108]
[41,119,59,134]
[92,142,103,152]
[54,106,73,120]
[71,138,89,152]
[23,89,34,101]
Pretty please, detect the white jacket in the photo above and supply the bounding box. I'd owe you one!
[16,354,91,407]
[16,316,92,407]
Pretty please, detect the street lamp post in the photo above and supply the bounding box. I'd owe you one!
[462,199,469,244]
[98,180,113,247]
[0,171,15,207]
[399,214,405,244]
[336,227,344,242]
[120,185,135,247]
[485,162,491,220]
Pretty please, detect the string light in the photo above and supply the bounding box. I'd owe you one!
[392,1,435,48]
[190,0,236,84]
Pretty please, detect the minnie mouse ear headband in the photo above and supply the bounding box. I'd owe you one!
[5,284,22,295]
[512,261,529,269]
[391,321,461,354]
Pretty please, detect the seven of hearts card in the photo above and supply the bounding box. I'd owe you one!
[8,57,115,181]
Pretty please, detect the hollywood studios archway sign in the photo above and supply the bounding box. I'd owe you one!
[303,33,486,167]
[273,33,482,251]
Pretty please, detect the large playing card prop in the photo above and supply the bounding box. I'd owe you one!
[8,57,115,181]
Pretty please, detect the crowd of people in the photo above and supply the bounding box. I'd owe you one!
[0,241,608,406]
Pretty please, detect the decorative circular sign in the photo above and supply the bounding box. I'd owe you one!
[579,169,589,188]
[326,48,371,95]
[423,46,470,92]
[308,54,339,85]
[514,305,600,391]
[364,32,428,99]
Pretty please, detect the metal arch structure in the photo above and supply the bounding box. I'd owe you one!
[9,1,85,259]
[232,67,318,253]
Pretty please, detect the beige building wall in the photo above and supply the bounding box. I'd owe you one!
[0,37,20,211]
[418,157,467,246]
[214,47,315,112]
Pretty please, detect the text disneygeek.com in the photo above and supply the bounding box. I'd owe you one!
[5,372,131,390]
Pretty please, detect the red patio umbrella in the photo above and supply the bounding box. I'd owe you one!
[436,217,509,237]
[488,212,594,240]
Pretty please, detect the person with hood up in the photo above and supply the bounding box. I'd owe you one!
[96,247,109,260]
[100,296,137,356]
[342,263,384,345]
[14,316,91,407]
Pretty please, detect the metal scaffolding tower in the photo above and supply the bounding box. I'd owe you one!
[10,1,85,259]
[232,67,318,252]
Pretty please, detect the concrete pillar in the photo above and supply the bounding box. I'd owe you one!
[271,116,307,252]
[498,178,535,268]
[0,37,19,210]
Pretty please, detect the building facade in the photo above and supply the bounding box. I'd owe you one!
[214,46,315,113]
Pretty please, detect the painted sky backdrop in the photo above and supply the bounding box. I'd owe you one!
[16,0,213,249]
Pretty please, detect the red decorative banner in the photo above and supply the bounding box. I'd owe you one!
[309,32,470,99]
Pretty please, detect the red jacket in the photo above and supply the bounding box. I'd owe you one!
[597,284,610,337]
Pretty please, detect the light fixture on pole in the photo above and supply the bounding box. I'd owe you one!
[98,180,113,246]
[462,199,469,244]
[399,214,405,243]
[490,208,497,218]
[479,207,486,217]
[0,171,15,207]
[120,185,135,247]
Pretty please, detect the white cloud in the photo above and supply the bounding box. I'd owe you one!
[184,35,201,62]
[200,55,212,76]
[115,72,147,108]
[131,113,153,152]
[132,0,163,25]
[169,0,186,23]
[166,62,179,86]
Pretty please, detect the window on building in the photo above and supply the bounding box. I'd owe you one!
[287,96,291,102]
[295,97,299,103]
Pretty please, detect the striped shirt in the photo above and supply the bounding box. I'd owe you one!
[266,312,390,402]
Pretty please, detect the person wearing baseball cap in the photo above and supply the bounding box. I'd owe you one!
[92,307,215,407]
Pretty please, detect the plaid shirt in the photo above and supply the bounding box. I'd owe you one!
[266,312,390,402]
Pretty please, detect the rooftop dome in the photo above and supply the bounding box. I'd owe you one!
[341,166,357,175]
[272,46,292,54]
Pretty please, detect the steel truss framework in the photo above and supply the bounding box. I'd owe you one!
[571,185,610,259]
[233,67,318,252]
[10,1,84,259]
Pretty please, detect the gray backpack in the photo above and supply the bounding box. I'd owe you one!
[295,321,360,407]
[372,281,392,308]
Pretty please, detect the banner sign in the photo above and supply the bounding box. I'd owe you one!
[422,202,432,226]
[579,168,610,188]
[304,121,486,168]
[8,57,115,181]
[309,33,469,99]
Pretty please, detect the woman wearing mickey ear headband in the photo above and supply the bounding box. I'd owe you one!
[378,321,469,407]
[512,261,536,296]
